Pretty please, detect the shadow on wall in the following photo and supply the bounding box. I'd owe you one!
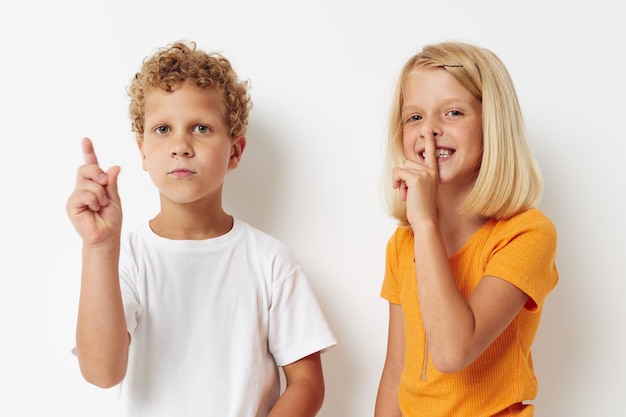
[322,345,359,416]
[302,261,364,417]
[221,116,359,416]
[532,143,585,415]
[222,119,284,230]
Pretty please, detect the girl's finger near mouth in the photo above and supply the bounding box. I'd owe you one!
[424,132,438,172]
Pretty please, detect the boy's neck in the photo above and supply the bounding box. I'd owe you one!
[149,208,234,240]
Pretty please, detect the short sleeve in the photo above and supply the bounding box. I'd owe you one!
[381,227,411,305]
[267,257,337,367]
[380,230,400,304]
[119,235,143,336]
[485,211,559,311]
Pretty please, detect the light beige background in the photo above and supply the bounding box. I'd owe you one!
[1,0,624,416]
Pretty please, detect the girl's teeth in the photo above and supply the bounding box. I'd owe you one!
[420,149,453,159]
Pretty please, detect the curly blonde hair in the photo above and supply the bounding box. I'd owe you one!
[128,40,252,141]
[384,42,543,224]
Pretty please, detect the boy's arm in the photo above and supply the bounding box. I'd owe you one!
[67,138,129,388]
[268,352,325,417]
[76,240,130,388]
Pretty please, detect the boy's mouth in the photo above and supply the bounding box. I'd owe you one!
[168,168,196,178]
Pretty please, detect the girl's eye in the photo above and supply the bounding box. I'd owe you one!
[405,114,422,123]
[155,125,170,135]
[447,110,463,117]
[193,124,211,134]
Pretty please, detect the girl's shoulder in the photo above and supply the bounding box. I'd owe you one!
[488,208,557,244]
[497,208,555,230]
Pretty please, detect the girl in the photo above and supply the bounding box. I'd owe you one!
[374,42,558,417]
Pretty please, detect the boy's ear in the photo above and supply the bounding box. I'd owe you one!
[137,140,148,171]
[228,136,246,170]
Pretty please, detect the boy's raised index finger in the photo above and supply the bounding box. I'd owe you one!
[81,137,99,166]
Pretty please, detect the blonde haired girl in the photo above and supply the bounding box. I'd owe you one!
[375,42,558,417]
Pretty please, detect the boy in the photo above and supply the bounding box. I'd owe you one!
[67,40,337,417]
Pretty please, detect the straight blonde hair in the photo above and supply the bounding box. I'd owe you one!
[384,42,543,225]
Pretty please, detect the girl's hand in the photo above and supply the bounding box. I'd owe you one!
[392,131,439,226]
[66,138,123,245]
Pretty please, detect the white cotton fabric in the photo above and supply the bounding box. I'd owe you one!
[116,219,337,417]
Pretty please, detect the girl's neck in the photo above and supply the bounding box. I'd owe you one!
[436,188,488,256]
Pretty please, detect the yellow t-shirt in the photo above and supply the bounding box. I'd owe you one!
[381,208,559,417]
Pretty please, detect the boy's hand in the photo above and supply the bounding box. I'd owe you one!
[67,138,122,245]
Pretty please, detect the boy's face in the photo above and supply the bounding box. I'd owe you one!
[138,83,245,206]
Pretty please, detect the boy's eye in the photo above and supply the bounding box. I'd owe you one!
[155,125,170,134]
[193,124,211,134]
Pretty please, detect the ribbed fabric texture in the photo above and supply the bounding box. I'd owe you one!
[381,208,558,417]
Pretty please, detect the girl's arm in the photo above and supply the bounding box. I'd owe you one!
[396,132,529,373]
[268,352,325,417]
[412,219,528,373]
[375,303,404,417]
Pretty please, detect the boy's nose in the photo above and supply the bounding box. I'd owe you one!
[170,136,194,157]
[171,149,192,157]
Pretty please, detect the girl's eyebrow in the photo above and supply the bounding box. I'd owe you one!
[402,98,473,112]
[400,105,421,118]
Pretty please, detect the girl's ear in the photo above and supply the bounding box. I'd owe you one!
[228,136,246,170]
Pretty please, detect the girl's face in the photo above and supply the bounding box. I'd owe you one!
[139,82,245,207]
[401,68,483,189]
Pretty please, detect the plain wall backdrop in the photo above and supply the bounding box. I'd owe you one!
[1,0,624,416]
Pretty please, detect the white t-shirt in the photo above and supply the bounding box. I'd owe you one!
[116,219,336,417]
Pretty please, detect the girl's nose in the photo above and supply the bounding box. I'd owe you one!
[420,129,441,141]
[420,120,442,139]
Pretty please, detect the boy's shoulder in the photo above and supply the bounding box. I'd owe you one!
[236,219,295,256]
[122,219,288,247]
[120,219,299,267]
